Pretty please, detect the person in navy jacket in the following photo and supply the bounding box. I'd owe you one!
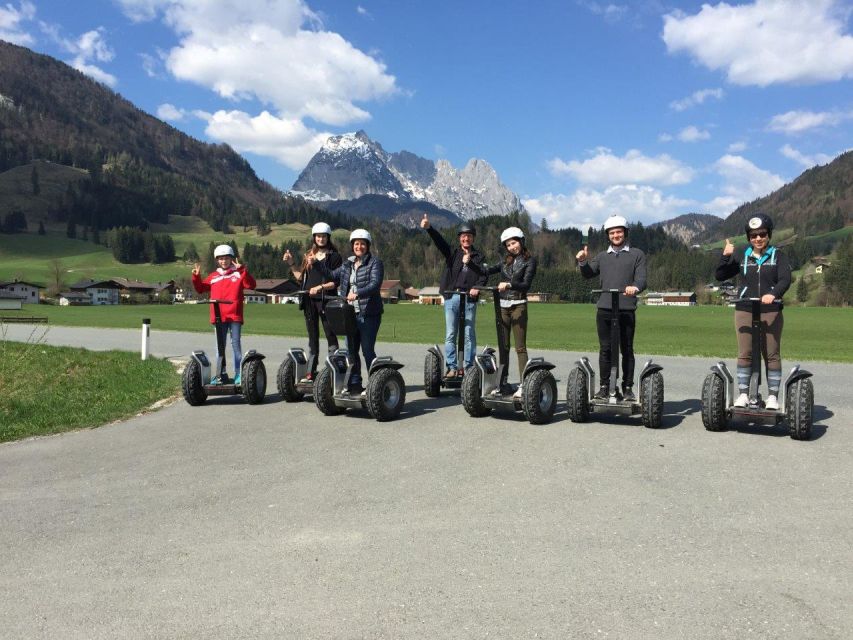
[324,229,385,394]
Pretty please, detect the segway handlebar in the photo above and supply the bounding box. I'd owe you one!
[469,285,499,292]
[207,299,233,304]
[733,297,782,304]
[591,289,621,294]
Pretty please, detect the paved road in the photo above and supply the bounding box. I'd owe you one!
[2,325,851,639]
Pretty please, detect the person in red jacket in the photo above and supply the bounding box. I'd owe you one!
[191,244,256,384]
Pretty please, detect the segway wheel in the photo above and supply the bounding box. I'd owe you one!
[640,371,664,429]
[461,366,491,417]
[181,358,207,406]
[366,368,406,422]
[314,366,345,416]
[423,351,442,398]
[521,368,557,425]
[565,366,589,423]
[787,377,813,441]
[242,359,267,405]
[701,373,728,432]
[277,357,304,402]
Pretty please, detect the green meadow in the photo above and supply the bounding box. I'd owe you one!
[6,302,851,363]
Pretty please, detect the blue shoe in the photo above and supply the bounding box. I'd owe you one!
[234,373,241,385]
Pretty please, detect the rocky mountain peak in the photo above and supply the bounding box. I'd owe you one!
[290,131,523,220]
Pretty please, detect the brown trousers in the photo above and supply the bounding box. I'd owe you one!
[499,303,528,382]
[735,309,783,369]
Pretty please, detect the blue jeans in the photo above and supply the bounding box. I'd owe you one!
[214,321,242,377]
[444,293,477,370]
[346,313,381,387]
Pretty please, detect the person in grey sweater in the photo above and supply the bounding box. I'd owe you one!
[576,215,647,401]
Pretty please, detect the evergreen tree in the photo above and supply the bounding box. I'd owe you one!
[796,276,809,303]
[183,242,200,262]
[66,218,77,239]
[31,165,40,195]
[38,220,46,235]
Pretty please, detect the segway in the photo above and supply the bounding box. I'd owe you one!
[313,296,406,421]
[182,299,267,405]
[565,289,664,428]
[460,286,558,425]
[701,297,814,439]
[276,290,320,402]
[424,289,470,397]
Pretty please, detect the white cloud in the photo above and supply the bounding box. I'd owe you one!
[523,185,694,230]
[663,0,853,86]
[117,0,397,127]
[68,29,117,86]
[576,1,629,24]
[658,133,673,142]
[767,109,853,134]
[669,88,723,111]
[356,5,371,18]
[157,103,186,121]
[677,125,710,142]
[195,109,331,170]
[780,144,835,168]
[727,141,748,153]
[548,148,694,186]
[0,0,35,45]
[703,155,785,216]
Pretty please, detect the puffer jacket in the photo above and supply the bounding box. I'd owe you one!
[485,254,538,301]
[716,246,791,312]
[328,253,385,317]
[192,265,256,323]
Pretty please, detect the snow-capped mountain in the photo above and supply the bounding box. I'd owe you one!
[291,131,523,221]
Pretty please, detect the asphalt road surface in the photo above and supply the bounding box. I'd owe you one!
[2,324,851,639]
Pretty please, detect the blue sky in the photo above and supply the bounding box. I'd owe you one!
[2,0,852,230]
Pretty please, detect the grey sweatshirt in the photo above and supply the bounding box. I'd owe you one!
[579,246,647,310]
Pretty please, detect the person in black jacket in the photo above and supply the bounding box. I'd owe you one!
[483,226,537,397]
[715,212,791,410]
[576,214,647,401]
[420,213,487,376]
[283,222,342,381]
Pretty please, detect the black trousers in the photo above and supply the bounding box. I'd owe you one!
[304,299,338,373]
[596,308,636,388]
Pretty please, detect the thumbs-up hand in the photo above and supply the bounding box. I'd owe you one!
[420,213,430,230]
[283,249,294,265]
[722,238,734,256]
[576,246,589,262]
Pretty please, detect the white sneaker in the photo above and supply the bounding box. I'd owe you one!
[513,387,523,399]
[733,392,749,408]
[765,395,779,410]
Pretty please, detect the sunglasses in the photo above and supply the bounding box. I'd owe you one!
[748,231,768,239]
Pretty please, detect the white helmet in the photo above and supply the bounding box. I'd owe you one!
[213,244,235,258]
[604,215,628,232]
[500,226,525,245]
[349,228,372,245]
[311,222,332,236]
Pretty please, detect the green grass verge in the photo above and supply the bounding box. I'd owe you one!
[7,302,852,363]
[0,338,180,443]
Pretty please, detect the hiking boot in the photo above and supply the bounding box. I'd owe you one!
[593,384,609,400]
[733,392,749,408]
[765,394,779,411]
[622,386,636,402]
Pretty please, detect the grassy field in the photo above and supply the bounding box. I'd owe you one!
[0,338,180,443]
[0,219,341,284]
[7,302,852,362]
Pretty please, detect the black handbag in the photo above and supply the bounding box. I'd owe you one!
[325,297,358,336]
